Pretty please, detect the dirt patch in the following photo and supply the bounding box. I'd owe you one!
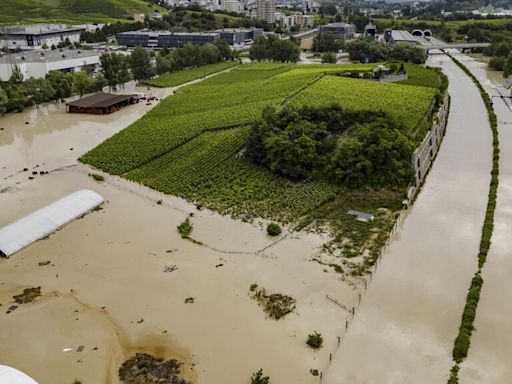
[119,353,189,384]
[13,287,42,304]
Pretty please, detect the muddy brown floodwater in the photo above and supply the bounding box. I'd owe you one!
[0,76,361,384]
[455,54,512,384]
[325,54,493,384]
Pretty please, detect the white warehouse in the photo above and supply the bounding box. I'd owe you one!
[1,24,85,51]
[0,49,101,81]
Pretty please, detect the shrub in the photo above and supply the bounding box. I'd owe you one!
[321,52,337,64]
[90,173,104,182]
[250,283,259,292]
[266,223,282,236]
[177,217,193,238]
[306,332,323,349]
[251,369,270,384]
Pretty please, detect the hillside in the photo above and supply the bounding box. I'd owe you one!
[0,0,166,25]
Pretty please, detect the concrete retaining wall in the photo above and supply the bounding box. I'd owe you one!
[408,92,449,200]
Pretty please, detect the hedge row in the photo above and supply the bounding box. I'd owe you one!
[446,54,500,382]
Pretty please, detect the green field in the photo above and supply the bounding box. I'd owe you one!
[0,0,165,25]
[82,62,441,273]
[142,61,240,88]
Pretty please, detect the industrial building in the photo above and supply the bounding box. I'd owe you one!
[319,22,356,40]
[216,28,264,44]
[116,31,220,48]
[0,49,100,81]
[0,24,85,51]
[116,28,264,47]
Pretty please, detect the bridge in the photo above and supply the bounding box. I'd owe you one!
[422,42,490,52]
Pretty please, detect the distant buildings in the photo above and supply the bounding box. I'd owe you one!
[133,13,146,23]
[221,0,243,13]
[116,28,263,47]
[256,0,276,23]
[0,49,100,81]
[319,22,355,40]
[0,24,85,51]
[275,12,313,28]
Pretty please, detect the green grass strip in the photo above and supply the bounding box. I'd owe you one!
[446,54,500,383]
[141,61,239,88]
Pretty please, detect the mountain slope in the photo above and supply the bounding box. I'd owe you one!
[0,0,165,25]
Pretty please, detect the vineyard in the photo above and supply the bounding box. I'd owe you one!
[141,61,239,88]
[82,62,442,273]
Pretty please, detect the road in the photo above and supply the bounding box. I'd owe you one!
[455,53,512,384]
[324,54,493,383]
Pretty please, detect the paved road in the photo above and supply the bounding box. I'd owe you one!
[324,54,493,384]
[456,53,512,384]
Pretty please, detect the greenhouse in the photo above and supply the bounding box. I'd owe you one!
[0,190,103,258]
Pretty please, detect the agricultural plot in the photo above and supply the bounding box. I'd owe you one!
[125,128,340,222]
[397,63,440,88]
[141,61,239,88]
[83,62,441,272]
[289,75,436,136]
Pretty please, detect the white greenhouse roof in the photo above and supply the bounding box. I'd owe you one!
[0,189,103,258]
[0,365,39,384]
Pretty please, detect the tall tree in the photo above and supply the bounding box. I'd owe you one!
[72,71,94,97]
[5,84,28,112]
[101,52,131,90]
[46,71,73,99]
[0,87,8,116]
[23,78,56,106]
[129,47,155,81]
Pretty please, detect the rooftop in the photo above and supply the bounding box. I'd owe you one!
[66,93,133,109]
[3,24,85,35]
[0,49,99,65]
[390,30,417,42]
[118,30,219,37]
[322,22,355,28]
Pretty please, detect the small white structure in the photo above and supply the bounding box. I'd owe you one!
[0,365,39,384]
[0,190,104,258]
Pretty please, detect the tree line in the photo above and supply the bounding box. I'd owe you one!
[245,104,414,189]
[249,35,300,62]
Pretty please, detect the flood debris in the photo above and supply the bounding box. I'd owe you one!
[251,287,296,320]
[38,260,51,266]
[119,353,189,384]
[13,286,41,304]
[164,265,178,273]
[76,345,85,352]
[184,297,195,304]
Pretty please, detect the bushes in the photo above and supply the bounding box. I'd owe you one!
[251,369,270,384]
[321,52,337,64]
[177,218,193,238]
[306,332,323,349]
[266,223,282,236]
[90,173,104,182]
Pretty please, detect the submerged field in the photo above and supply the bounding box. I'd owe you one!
[82,62,441,272]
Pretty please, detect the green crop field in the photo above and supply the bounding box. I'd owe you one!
[82,62,441,272]
[289,75,436,137]
[0,0,165,25]
[142,61,240,88]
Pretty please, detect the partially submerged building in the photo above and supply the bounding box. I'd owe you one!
[66,92,137,114]
[0,190,104,258]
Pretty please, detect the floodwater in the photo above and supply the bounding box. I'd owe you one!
[0,84,171,186]
[0,73,360,383]
[456,54,512,383]
[325,54,493,383]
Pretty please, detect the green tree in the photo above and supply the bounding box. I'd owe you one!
[313,33,343,52]
[251,369,270,384]
[23,77,56,105]
[5,84,28,112]
[101,52,131,89]
[46,71,73,99]
[214,39,232,60]
[72,71,93,97]
[0,87,8,116]
[321,52,337,63]
[129,46,155,81]
[9,65,24,84]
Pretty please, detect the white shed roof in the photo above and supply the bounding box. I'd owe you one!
[0,189,103,258]
[0,365,39,384]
